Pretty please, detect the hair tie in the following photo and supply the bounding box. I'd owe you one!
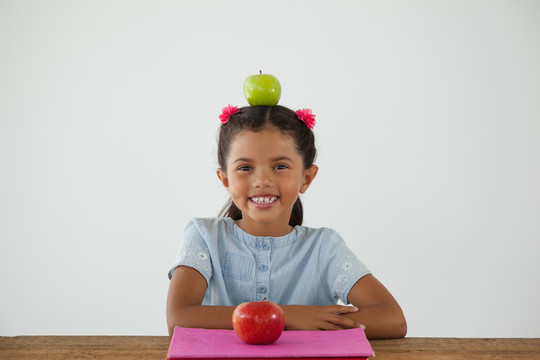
[219,105,239,124]
[296,108,316,129]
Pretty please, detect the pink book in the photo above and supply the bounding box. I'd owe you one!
[167,327,375,360]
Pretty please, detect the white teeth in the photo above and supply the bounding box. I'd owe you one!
[251,196,278,204]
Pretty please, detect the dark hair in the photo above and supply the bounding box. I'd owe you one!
[217,105,317,226]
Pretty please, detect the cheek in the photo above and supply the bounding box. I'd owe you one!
[227,175,249,192]
[280,176,303,193]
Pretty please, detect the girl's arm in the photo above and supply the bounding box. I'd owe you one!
[342,274,407,339]
[279,304,363,331]
[167,267,406,337]
[167,265,365,334]
[166,266,235,336]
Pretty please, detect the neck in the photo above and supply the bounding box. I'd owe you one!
[236,219,293,237]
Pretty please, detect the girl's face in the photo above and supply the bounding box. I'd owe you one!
[217,128,318,237]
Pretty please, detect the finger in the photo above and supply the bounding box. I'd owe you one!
[337,306,359,314]
[326,314,362,329]
[318,322,343,331]
[326,305,359,314]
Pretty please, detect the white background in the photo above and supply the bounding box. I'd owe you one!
[1,0,539,337]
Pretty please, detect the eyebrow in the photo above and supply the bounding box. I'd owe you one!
[232,156,294,164]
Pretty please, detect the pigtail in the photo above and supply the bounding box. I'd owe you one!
[289,198,303,227]
[219,199,242,220]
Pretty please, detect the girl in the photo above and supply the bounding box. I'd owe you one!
[166,105,407,339]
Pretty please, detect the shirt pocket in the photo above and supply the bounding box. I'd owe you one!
[221,252,254,282]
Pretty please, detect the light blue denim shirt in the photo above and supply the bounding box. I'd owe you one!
[168,217,370,306]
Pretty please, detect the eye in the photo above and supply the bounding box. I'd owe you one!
[237,165,252,171]
[274,164,289,170]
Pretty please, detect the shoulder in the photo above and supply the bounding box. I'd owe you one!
[298,225,356,261]
[184,217,235,238]
[296,224,345,244]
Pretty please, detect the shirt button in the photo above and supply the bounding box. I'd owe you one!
[257,286,267,294]
[262,243,270,250]
[258,265,268,272]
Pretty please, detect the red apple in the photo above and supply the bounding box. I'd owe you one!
[232,299,285,345]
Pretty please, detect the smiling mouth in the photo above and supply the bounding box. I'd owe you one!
[250,196,278,204]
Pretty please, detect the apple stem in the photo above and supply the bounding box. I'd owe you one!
[262,297,267,302]
[259,70,262,75]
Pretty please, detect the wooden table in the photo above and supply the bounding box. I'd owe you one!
[1,336,540,359]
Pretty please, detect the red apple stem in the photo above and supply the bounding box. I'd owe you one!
[262,297,267,302]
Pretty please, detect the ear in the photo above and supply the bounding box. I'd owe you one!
[299,165,318,194]
[216,168,229,188]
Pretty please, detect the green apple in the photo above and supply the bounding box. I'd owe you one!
[243,71,281,106]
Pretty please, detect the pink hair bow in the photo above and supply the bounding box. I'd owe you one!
[296,108,316,129]
[219,105,239,124]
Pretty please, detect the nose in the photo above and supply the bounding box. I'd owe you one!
[252,168,273,188]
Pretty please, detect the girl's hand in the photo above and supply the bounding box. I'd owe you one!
[280,305,365,331]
